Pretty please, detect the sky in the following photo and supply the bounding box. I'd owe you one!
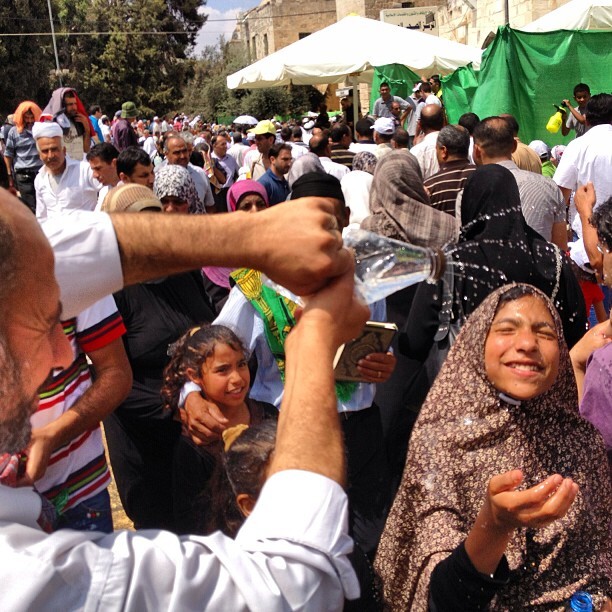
[193,0,252,55]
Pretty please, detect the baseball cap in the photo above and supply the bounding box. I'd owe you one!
[371,117,395,135]
[248,120,276,136]
[528,139,550,160]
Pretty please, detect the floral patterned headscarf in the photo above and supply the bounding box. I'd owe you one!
[376,283,612,610]
[154,165,201,214]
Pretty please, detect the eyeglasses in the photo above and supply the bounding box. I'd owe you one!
[596,243,612,255]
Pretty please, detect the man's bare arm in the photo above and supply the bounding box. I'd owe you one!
[111,197,351,296]
[574,183,602,272]
[551,221,568,251]
[23,337,132,483]
[268,262,369,484]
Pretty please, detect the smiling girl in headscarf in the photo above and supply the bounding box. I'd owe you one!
[376,283,611,611]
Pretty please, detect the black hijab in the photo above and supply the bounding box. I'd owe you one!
[451,164,585,346]
[401,165,586,359]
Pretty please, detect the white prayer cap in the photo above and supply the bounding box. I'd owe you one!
[32,121,63,140]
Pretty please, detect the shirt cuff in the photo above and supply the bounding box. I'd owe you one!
[236,470,360,600]
[429,541,510,612]
[43,211,123,319]
[178,381,202,409]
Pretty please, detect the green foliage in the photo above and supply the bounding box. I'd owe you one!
[0,0,56,115]
[182,40,326,123]
[0,0,205,116]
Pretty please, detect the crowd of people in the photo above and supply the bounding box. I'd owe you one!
[0,79,611,611]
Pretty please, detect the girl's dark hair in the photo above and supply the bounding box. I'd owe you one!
[161,324,248,413]
[205,420,277,538]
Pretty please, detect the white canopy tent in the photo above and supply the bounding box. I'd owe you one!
[227,15,482,90]
[520,0,612,32]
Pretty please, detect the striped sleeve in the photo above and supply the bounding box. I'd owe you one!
[75,294,126,353]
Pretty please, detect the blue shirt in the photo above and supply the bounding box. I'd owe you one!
[4,126,42,172]
[89,115,105,143]
[258,168,289,205]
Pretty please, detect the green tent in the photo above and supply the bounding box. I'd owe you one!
[443,25,612,144]
[373,26,611,144]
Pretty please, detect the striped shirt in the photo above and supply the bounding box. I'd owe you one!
[4,126,42,172]
[33,296,125,513]
[330,145,355,170]
[497,160,565,242]
[424,159,476,216]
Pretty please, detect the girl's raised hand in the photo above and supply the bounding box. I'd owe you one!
[484,470,578,532]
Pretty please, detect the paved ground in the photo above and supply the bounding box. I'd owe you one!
[102,426,133,531]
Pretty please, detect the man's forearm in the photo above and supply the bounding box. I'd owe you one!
[110,199,348,296]
[4,156,14,181]
[112,211,258,285]
[43,360,132,451]
[269,325,345,485]
[580,212,602,271]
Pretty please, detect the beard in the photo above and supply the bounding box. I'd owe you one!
[0,338,36,455]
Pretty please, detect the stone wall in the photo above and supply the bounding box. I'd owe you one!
[242,0,337,62]
[236,0,572,111]
[241,0,573,61]
[436,0,570,47]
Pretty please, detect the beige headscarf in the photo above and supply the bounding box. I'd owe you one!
[361,149,458,248]
[102,184,162,213]
[376,283,611,610]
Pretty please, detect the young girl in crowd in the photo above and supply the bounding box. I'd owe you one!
[161,325,275,534]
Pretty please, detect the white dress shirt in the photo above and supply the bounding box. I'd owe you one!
[42,211,123,319]
[318,156,350,181]
[0,471,358,611]
[35,158,101,221]
[341,170,373,229]
[410,131,440,180]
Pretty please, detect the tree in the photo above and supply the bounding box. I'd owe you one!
[0,0,206,117]
[0,0,56,115]
[182,39,325,122]
[54,0,206,115]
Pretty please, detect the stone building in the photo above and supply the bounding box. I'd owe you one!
[235,0,572,109]
[240,0,338,62]
[239,0,573,60]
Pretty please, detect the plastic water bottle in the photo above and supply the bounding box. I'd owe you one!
[566,591,594,612]
[344,229,446,304]
[264,229,446,305]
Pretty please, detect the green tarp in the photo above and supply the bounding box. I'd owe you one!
[371,64,421,113]
[372,26,612,144]
[446,25,612,144]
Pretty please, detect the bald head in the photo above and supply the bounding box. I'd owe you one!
[420,104,445,133]
[309,134,330,157]
[472,116,517,163]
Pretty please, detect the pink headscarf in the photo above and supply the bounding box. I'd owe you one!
[202,180,270,289]
[226,179,269,212]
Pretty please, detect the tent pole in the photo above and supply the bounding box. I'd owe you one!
[351,74,359,139]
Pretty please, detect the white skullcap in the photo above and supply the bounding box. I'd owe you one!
[32,121,63,140]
